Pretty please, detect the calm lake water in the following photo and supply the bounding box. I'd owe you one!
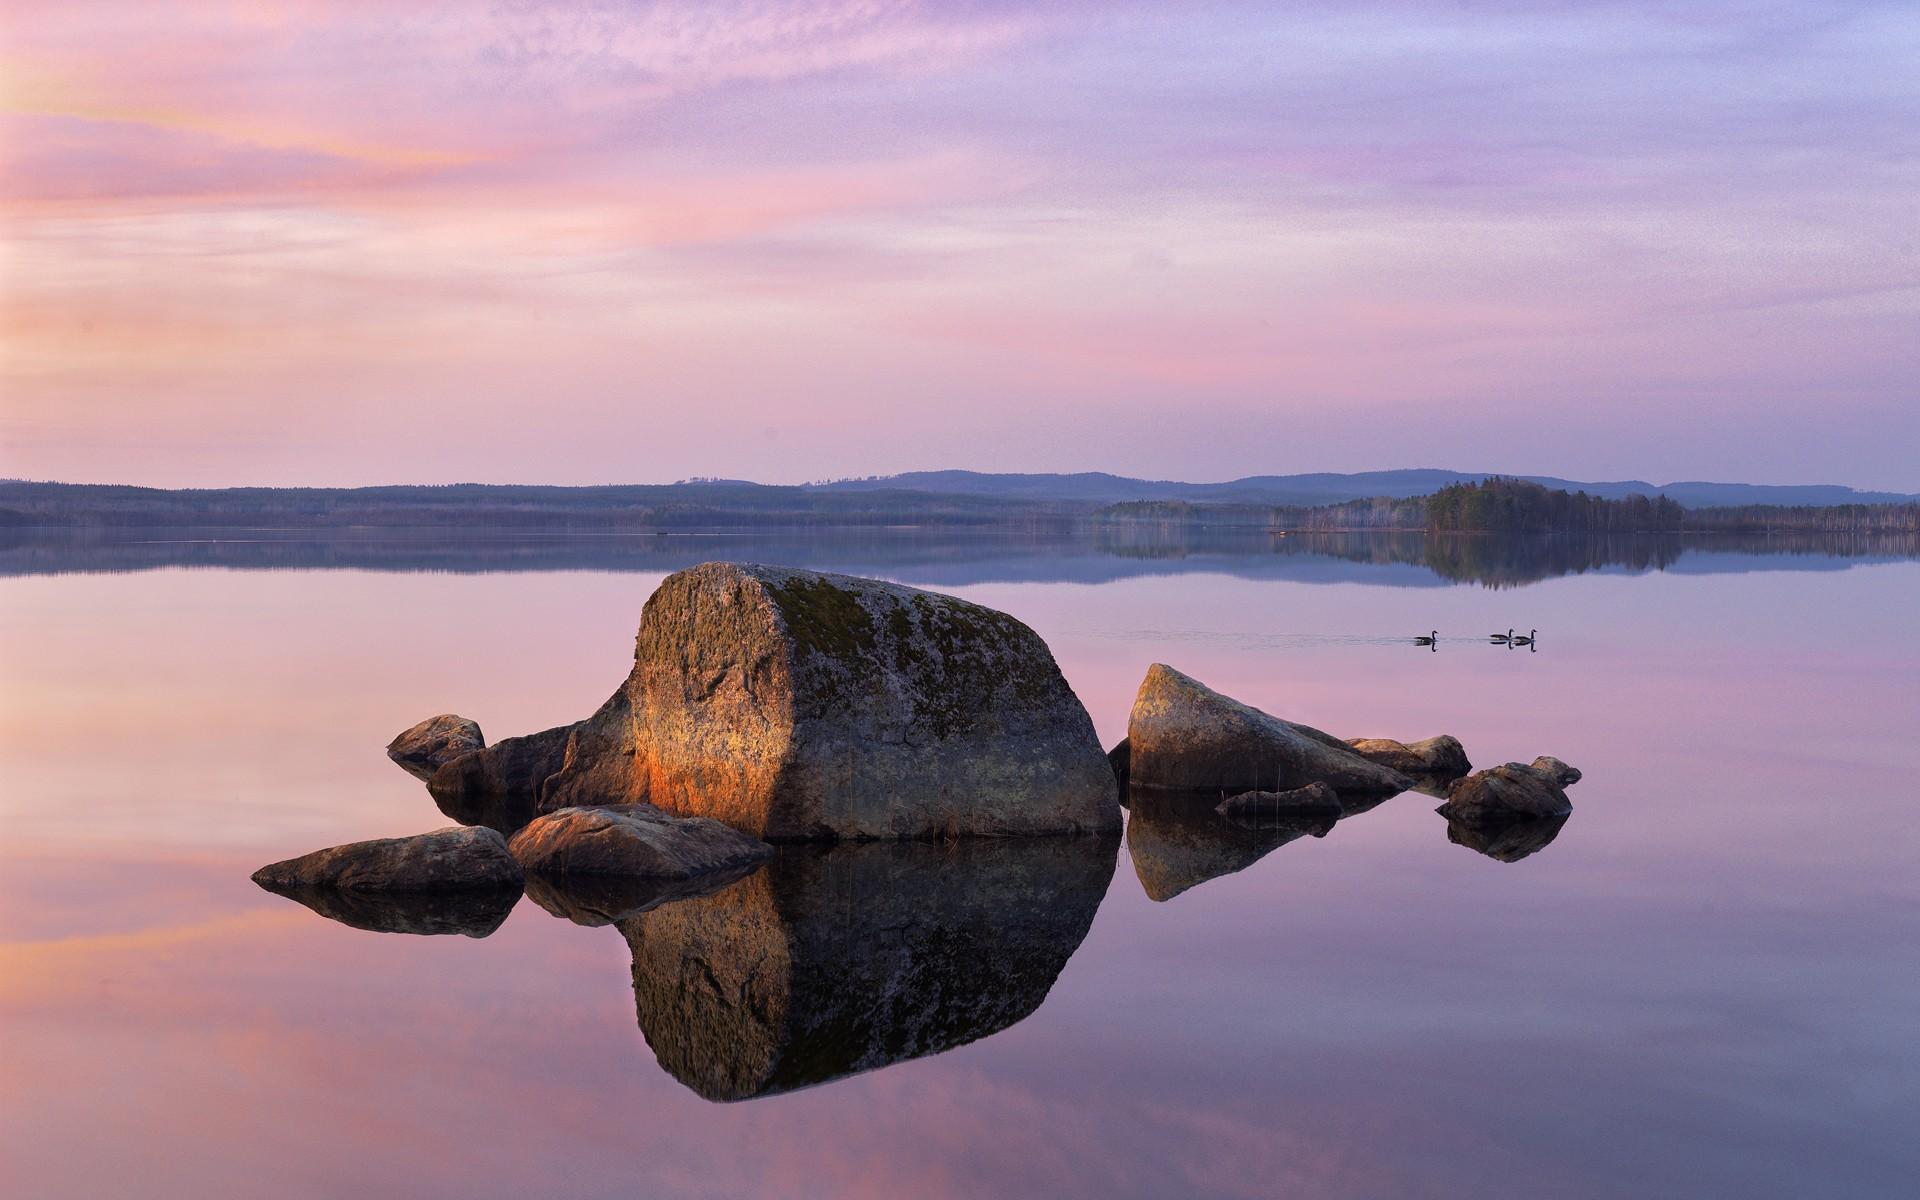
[3,529,1917,1199]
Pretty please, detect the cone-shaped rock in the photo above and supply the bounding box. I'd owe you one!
[620,838,1116,1100]
[539,563,1120,840]
[1125,664,1414,796]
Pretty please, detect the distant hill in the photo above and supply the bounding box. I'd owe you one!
[808,469,1918,509]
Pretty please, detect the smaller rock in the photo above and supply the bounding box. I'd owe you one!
[251,826,522,893]
[1346,735,1471,779]
[1215,781,1345,822]
[427,723,575,831]
[1529,756,1582,786]
[1436,762,1573,825]
[507,804,773,881]
[1108,738,1131,805]
[385,714,486,780]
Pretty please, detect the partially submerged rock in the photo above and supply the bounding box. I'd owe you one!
[1108,737,1131,803]
[1125,664,1414,796]
[1529,756,1582,786]
[251,826,523,893]
[1446,812,1570,862]
[507,804,772,881]
[1215,781,1344,821]
[385,714,485,780]
[255,883,520,937]
[621,838,1115,1100]
[1346,734,1470,780]
[426,724,574,833]
[534,563,1120,840]
[1436,762,1574,825]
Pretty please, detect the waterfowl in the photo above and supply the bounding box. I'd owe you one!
[1489,628,1513,643]
[1414,631,1437,646]
[1511,629,1537,646]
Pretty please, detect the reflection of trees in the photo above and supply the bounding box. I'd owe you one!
[5,526,1915,588]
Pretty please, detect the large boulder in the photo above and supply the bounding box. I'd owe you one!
[1125,664,1414,796]
[1436,762,1574,825]
[536,563,1120,840]
[385,714,485,780]
[619,838,1115,1101]
[251,826,522,895]
[507,804,772,881]
[1346,735,1470,780]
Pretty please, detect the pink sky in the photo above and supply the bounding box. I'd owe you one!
[3,1,1917,489]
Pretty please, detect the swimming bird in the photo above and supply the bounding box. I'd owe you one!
[1415,630,1437,646]
[1489,628,1513,643]
[1511,629,1536,646]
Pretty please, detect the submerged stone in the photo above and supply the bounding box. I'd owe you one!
[254,881,520,937]
[1445,811,1571,862]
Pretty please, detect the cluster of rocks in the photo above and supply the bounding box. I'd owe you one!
[254,563,1124,930]
[254,561,1585,932]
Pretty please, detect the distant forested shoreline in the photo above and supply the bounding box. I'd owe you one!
[4,476,1915,535]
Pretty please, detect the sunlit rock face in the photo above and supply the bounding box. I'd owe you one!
[1125,664,1414,797]
[619,837,1117,1101]
[540,563,1121,840]
[1445,811,1571,862]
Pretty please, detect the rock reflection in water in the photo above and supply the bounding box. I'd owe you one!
[522,861,767,928]
[253,881,522,938]
[1445,812,1571,862]
[1126,785,1385,902]
[619,836,1117,1102]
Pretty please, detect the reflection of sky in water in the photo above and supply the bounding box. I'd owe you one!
[2,538,1916,1198]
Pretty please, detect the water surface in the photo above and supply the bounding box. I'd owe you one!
[2,530,1915,1198]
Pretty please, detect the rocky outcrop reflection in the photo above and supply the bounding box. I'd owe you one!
[1444,812,1570,862]
[254,881,521,937]
[1127,785,1395,901]
[619,836,1117,1102]
[523,861,766,928]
